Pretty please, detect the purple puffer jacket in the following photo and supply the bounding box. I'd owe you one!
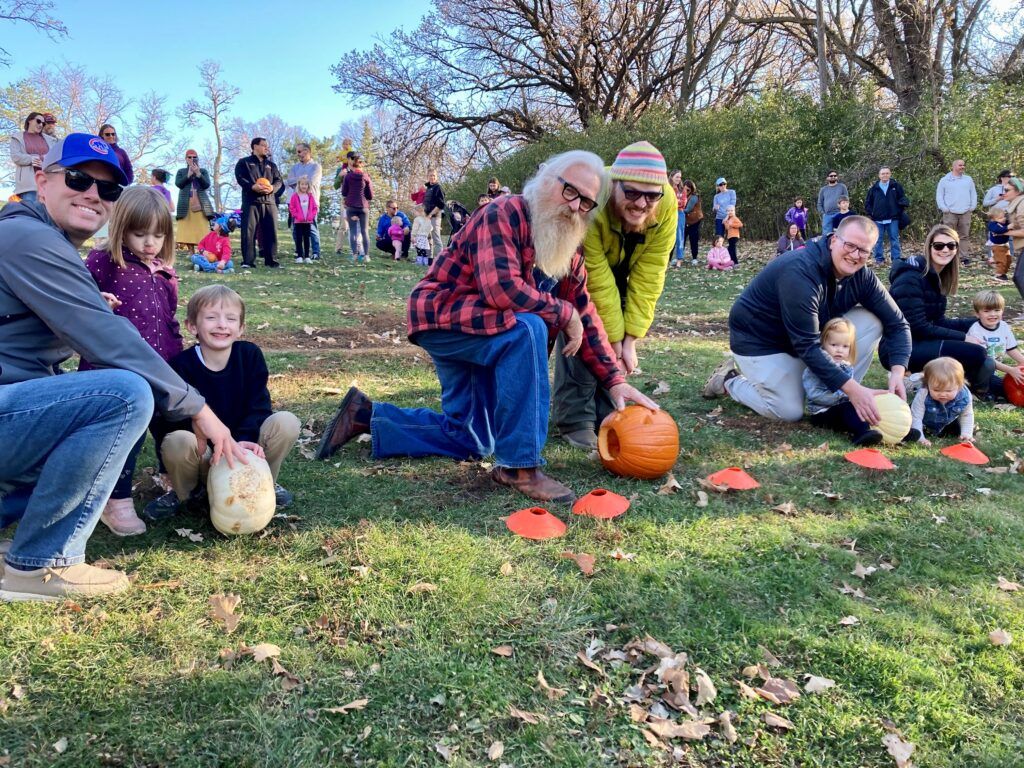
[341,169,373,210]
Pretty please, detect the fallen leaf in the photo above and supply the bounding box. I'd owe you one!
[536,670,567,700]
[813,490,843,501]
[499,562,513,576]
[694,669,717,706]
[10,685,25,700]
[719,710,738,744]
[851,562,877,579]
[407,582,437,594]
[629,703,649,722]
[135,579,184,591]
[560,551,596,576]
[647,717,711,741]
[696,490,709,507]
[174,527,203,543]
[838,581,867,599]
[976,487,992,496]
[208,593,242,633]
[657,473,682,495]
[640,729,664,748]
[653,380,671,396]
[773,442,794,453]
[576,650,606,675]
[609,548,637,561]
[736,680,759,700]
[762,712,795,730]
[303,325,315,335]
[772,501,797,516]
[932,514,947,525]
[996,576,1022,592]
[803,675,836,694]
[698,477,730,494]
[759,646,782,667]
[247,643,281,663]
[989,628,1013,646]
[838,615,860,627]
[882,733,915,767]
[434,742,455,762]
[52,737,68,754]
[626,635,675,659]
[487,740,505,761]
[509,705,545,724]
[271,658,302,691]
[321,698,369,714]
[755,677,801,705]
[491,645,514,657]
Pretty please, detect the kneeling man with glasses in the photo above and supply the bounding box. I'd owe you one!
[552,141,677,450]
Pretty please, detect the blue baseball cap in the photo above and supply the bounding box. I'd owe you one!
[716,177,727,185]
[42,133,129,185]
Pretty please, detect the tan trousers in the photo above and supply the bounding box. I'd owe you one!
[334,218,349,253]
[161,411,300,499]
[992,244,1011,277]
[941,211,972,259]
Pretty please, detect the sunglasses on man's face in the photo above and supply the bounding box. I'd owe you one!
[50,167,123,202]
[619,183,665,204]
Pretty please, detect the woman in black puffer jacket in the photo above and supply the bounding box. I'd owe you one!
[881,224,994,394]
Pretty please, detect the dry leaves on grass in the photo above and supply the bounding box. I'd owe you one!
[321,698,369,715]
[434,743,456,762]
[996,576,1021,592]
[490,645,513,657]
[838,582,867,599]
[698,478,730,494]
[560,550,596,576]
[989,629,1013,646]
[694,669,717,706]
[762,712,795,731]
[576,650,607,676]
[657,473,682,495]
[772,501,798,516]
[755,677,801,705]
[406,582,438,594]
[209,593,242,633]
[851,562,877,579]
[52,737,68,754]
[271,658,302,691]
[245,643,281,663]
[499,562,513,576]
[719,711,738,744]
[652,381,671,396]
[174,527,203,543]
[838,615,860,627]
[647,717,711,741]
[803,675,836,694]
[696,490,709,507]
[509,705,546,724]
[608,548,638,562]
[882,733,915,767]
[536,670,567,700]
[487,741,505,761]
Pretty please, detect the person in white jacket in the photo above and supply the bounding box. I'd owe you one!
[935,159,977,265]
[8,112,56,201]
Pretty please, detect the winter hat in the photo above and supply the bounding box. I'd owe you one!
[609,141,668,186]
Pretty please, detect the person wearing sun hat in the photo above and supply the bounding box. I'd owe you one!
[0,133,244,602]
[552,140,676,450]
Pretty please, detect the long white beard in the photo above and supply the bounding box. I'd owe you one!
[526,193,591,279]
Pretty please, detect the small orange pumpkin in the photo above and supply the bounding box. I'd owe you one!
[598,406,679,479]
[1004,368,1024,407]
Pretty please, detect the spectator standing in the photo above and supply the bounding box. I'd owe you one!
[423,170,446,261]
[669,170,687,267]
[723,205,743,263]
[785,197,810,239]
[817,170,849,237]
[483,177,501,201]
[712,178,736,238]
[340,154,373,263]
[285,142,323,261]
[1001,178,1024,299]
[682,179,702,266]
[411,204,432,265]
[332,138,355,254]
[41,113,58,139]
[864,166,909,265]
[234,137,283,269]
[174,150,215,253]
[98,124,133,185]
[150,169,173,210]
[374,200,411,259]
[9,112,55,202]
[831,196,855,230]
[936,159,977,265]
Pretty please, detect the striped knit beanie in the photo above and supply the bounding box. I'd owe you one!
[609,141,668,185]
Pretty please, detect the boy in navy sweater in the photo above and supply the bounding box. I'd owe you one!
[144,285,300,519]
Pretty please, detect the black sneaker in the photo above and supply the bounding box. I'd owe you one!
[275,484,294,508]
[852,430,884,446]
[903,428,922,443]
[142,490,180,521]
[240,264,253,270]
[266,261,282,269]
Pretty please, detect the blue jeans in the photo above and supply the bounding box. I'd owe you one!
[674,211,685,263]
[821,213,835,237]
[873,220,902,263]
[0,370,153,568]
[371,314,550,468]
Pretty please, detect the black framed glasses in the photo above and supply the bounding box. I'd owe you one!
[32,118,44,126]
[931,241,958,251]
[618,183,664,204]
[102,131,116,138]
[835,234,871,259]
[557,176,598,212]
[49,168,123,202]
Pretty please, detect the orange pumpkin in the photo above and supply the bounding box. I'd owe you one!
[1004,368,1024,407]
[598,406,679,479]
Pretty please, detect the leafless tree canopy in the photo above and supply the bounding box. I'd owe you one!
[178,60,240,211]
[0,0,67,66]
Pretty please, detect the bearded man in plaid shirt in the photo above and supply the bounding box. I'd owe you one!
[316,150,657,503]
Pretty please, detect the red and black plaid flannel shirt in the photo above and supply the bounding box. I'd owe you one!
[407,195,624,389]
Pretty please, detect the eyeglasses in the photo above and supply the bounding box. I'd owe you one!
[48,168,123,202]
[102,132,116,138]
[33,118,44,125]
[557,176,598,212]
[618,183,665,204]
[931,241,958,251]
[835,234,871,259]
[186,156,197,160]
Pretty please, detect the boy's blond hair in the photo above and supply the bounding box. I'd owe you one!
[923,356,965,390]
[973,289,1005,312]
[988,207,1007,221]
[186,285,246,326]
[820,317,857,364]
[106,186,175,268]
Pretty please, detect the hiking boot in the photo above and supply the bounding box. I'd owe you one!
[0,562,129,602]
[100,498,147,537]
[316,387,373,459]
[702,355,738,398]
[491,467,575,504]
[275,484,294,508]
[561,428,598,450]
[142,490,181,521]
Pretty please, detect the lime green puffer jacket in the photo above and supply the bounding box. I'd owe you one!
[582,180,675,342]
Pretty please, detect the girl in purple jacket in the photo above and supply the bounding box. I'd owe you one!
[785,197,810,239]
[82,186,182,537]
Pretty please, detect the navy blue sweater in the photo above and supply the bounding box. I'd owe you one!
[729,237,911,391]
[154,341,272,444]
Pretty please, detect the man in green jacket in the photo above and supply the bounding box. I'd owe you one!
[553,141,676,449]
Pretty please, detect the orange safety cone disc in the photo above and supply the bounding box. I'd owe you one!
[844,447,895,470]
[940,442,989,465]
[706,466,760,490]
[573,488,630,519]
[506,507,567,540]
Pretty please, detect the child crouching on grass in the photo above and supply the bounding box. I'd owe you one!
[145,285,300,520]
[191,216,235,273]
[966,289,1024,399]
[707,236,733,270]
[910,357,974,446]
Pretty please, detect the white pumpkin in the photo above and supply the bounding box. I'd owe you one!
[874,393,912,444]
[207,450,276,535]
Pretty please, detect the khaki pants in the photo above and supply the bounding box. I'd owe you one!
[161,411,300,499]
[334,218,349,253]
[941,211,972,259]
[992,244,1011,277]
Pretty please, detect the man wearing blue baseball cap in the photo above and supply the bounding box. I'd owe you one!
[0,133,246,602]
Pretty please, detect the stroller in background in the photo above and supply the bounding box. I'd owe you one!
[447,201,469,246]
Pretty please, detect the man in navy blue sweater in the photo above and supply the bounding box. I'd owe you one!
[703,216,912,424]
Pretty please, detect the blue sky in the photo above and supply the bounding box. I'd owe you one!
[3,0,431,140]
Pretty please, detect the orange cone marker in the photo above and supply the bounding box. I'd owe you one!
[706,467,760,490]
[505,507,567,540]
[844,448,895,470]
[940,442,989,465]
[573,488,630,519]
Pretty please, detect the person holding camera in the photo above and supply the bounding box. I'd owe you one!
[174,149,215,253]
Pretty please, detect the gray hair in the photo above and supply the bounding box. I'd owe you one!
[522,150,609,209]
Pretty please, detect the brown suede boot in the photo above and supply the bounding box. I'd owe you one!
[316,387,372,459]
[490,467,575,504]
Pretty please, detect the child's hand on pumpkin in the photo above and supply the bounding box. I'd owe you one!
[237,441,266,459]
[1006,366,1024,385]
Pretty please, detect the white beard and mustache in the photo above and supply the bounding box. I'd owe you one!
[524,188,592,280]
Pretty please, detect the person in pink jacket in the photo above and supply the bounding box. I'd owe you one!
[707,235,733,270]
[288,176,319,263]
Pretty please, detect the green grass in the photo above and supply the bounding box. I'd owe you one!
[2,233,1024,767]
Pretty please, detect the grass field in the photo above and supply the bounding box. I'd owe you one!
[1,232,1023,767]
